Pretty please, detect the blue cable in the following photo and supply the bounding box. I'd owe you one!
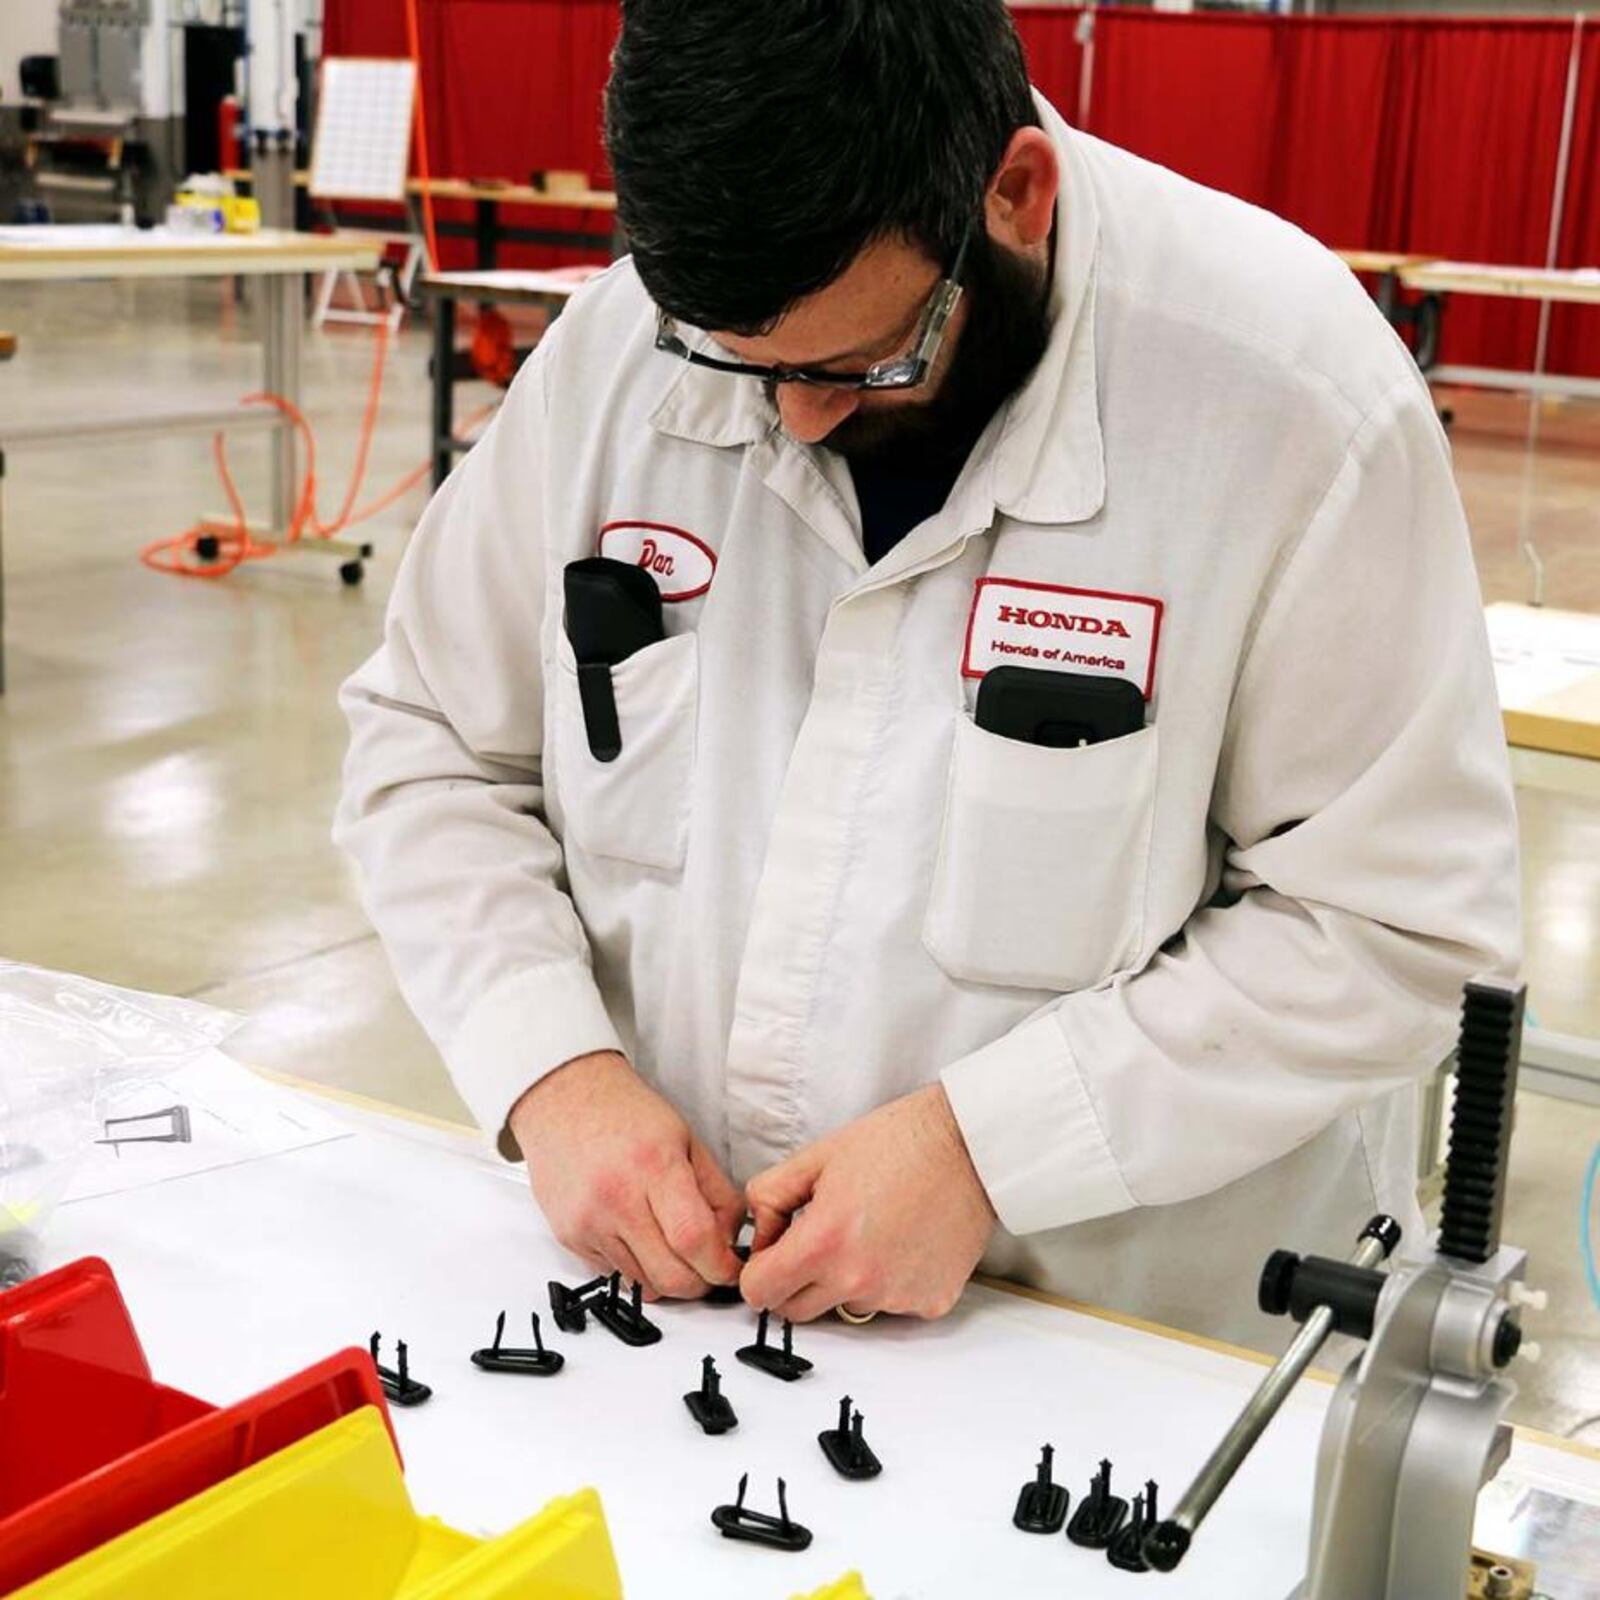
[1583,1139,1600,1316]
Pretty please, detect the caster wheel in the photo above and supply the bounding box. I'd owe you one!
[339,560,365,587]
[195,534,221,561]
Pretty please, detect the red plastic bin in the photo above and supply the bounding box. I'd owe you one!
[0,1257,396,1595]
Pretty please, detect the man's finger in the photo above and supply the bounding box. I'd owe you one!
[689,1138,747,1238]
[773,1281,839,1324]
[599,1234,652,1298]
[615,1208,708,1301]
[749,1204,790,1253]
[745,1145,824,1250]
[648,1159,742,1286]
[741,1207,833,1311]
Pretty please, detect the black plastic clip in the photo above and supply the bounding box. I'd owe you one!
[685,1355,739,1435]
[590,1272,663,1347]
[1067,1459,1128,1548]
[1013,1443,1070,1534]
[710,1473,813,1552]
[548,1274,608,1334]
[369,1332,432,1407]
[1107,1481,1160,1573]
[818,1394,882,1480]
[736,1309,812,1381]
[471,1311,564,1376]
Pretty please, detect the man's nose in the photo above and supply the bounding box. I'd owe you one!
[777,384,862,444]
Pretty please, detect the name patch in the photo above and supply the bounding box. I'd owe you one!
[962,578,1163,698]
[597,521,717,602]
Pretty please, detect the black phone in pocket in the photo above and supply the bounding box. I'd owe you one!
[563,557,666,762]
[974,666,1145,749]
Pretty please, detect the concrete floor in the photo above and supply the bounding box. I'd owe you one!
[0,279,1596,1441]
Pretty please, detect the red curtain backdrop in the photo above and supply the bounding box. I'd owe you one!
[1549,22,1600,375]
[1398,21,1577,370]
[324,0,620,267]
[1086,14,1284,207]
[322,0,1600,375]
[1270,22,1413,253]
[1007,7,1085,126]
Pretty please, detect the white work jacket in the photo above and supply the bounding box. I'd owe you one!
[336,98,1520,1348]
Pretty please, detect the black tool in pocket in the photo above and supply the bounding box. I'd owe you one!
[974,666,1144,748]
[563,557,666,762]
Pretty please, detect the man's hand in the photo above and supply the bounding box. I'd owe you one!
[509,1051,744,1300]
[739,1084,997,1322]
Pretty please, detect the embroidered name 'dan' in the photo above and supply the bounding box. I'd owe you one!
[597,521,718,602]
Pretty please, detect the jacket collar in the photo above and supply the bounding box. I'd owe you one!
[649,92,1105,528]
[989,96,1105,526]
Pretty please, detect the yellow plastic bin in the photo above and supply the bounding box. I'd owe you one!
[14,1407,622,1600]
[790,1576,870,1600]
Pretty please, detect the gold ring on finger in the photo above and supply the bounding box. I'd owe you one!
[836,1302,879,1325]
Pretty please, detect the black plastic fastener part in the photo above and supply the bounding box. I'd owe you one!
[1012,1443,1070,1533]
[736,1310,813,1381]
[370,1332,432,1407]
[1107,1482,1160,1572]
[471,1310,564,1376]
[548,1275,607,1334]
[685,1355,739,1434]
[1257,1254,1386,1341]
[1143,1519,1192,1573]
[589,1272,663,1347]
[1067,1459,1128,1548]
[1438,979,1526,1266]
[710,1473,813,1552]
[819,1395,882,1481]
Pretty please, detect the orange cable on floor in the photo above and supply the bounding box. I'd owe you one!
[139,317,496,580]
[142,1,473,582]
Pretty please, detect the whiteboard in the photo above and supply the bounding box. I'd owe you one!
[43,1095,1600,1600]
[310,57,417,204]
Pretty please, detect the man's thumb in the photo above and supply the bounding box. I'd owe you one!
[745,1147,823,1250]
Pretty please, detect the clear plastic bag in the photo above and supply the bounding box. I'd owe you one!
[0,962,240,1285]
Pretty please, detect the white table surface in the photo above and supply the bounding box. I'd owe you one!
[41,1079,1600,1600]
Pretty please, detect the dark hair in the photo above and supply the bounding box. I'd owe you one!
[605,0,1037,333]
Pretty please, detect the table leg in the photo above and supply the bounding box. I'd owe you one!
[475,199,498,269]
[432,294,457,492]
[262,270,303,533]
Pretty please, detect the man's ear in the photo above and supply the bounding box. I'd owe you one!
[986,127,1060,253]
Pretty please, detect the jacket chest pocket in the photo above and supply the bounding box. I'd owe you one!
[553,629,699,871]
[923,716,1159,991]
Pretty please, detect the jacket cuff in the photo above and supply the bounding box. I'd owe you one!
[940,1010,1136,1235]
[443,963,623,1159]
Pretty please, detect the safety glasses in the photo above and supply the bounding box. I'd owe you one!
[653,222,974,392]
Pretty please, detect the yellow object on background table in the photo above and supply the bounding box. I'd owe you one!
[15,1408,622,1600]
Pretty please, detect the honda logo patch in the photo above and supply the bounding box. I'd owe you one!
[963,578,1163,697]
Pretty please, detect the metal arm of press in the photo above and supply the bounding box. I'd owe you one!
[1144,976,1539,1600]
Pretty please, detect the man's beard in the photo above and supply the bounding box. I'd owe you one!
[820,234,1053,468]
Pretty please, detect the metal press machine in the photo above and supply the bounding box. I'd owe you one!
[1146,977,1552,1599]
